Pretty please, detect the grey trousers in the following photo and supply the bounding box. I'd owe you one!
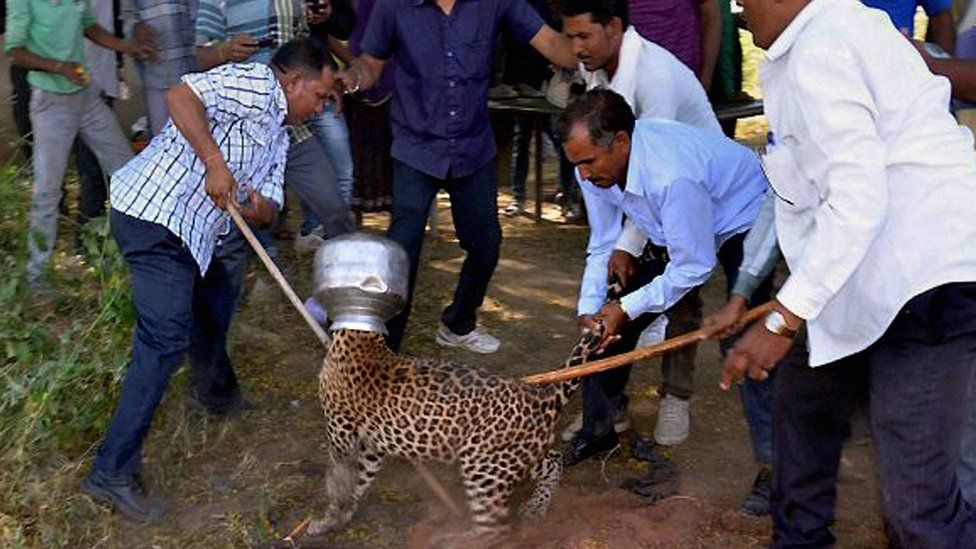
[27,84,132,281]
[144,87,170,136]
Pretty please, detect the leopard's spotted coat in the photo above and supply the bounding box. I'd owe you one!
[308,326,602,538]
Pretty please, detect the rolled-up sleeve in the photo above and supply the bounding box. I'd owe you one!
[182,64,275,125]
[615,219,647,257]
[578,178,621,316]
[502,0,544,43]
[361,0,396,60]
[775,41,887,321]
[619,178,716,317]
[262,146,286,209]
[4,0,30,51]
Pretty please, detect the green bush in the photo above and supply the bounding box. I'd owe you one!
[0,166,135,545]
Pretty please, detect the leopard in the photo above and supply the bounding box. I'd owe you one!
[307,324,605,540]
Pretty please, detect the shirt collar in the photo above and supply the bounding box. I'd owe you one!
[765,0,835,61]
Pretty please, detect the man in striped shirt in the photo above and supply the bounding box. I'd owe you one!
[81,39,337,523]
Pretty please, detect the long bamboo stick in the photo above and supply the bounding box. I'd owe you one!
[225,202,464,519]
[227,202,330,347]
[521,301,775,385]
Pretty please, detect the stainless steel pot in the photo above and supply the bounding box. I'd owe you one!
[312,233,409,334]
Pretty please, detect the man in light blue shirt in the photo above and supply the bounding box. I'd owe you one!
[556,89,770,472]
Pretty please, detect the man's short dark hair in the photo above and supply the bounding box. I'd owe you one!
[271,37,337,77]
[555,89,635,147]
[561,0,629,29]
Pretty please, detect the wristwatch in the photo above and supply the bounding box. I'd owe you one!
[764,310,798,338]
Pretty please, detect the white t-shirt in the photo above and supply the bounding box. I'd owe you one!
[579,26,721,134]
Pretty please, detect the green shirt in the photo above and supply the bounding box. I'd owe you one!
[4,0,95,94]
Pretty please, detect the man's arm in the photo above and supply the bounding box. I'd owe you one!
[529,25,577,69]
[697,0,721,91]
[340,0,393,91]
[4,0,81,82]
[166,83,235,207]
[703,193,780,339]
[919,54,976,101]
[343,53,388,92]
[577,177,623,318]
[617,179,717,319]
[197,35,259,70]
[772,41,888,323]
[925,8,956,54]
[85,24,149,59]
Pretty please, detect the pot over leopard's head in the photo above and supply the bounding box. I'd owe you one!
[313,233,409,334]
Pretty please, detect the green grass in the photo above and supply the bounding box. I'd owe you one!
[0,166,136,546]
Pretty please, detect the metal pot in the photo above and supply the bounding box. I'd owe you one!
[312,233,409,334]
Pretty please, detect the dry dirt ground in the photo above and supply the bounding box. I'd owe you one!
[65,189,889,548]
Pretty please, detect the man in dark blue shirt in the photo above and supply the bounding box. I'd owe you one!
[341,0,576,353]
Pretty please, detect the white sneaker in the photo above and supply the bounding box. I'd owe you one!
[503,201,525,216]
[560,409,632,442]
[435,323,500,354]
[654,394,690,446]
[294,229,326,254]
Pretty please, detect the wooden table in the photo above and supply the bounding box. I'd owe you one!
[488,98,563,221]
[488,97,765,221]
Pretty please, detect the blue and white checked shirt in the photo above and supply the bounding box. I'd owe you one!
[578,119,767,317]
[110,62,288,274]
[121,0,199,90]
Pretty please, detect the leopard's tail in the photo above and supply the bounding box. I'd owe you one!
[552,327,601,409]
[552,279,623,409]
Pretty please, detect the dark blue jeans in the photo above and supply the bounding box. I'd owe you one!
[385,159,501,351]
[94,210,245,475]
[771,296,976,547]
[579,232,775,465]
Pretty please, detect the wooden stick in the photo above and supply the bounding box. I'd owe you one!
[225,203,464,519]
[521,301,776,385]
[226,202,330,347]
[411,459,464,518]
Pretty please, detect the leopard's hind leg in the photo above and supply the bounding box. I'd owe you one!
[308,442,385,535]
[520,449,562,518]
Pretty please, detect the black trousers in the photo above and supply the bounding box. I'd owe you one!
[772,288,976,548]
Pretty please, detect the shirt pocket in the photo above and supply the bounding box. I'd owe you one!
[459,39,492,81]
[760,141,819,212]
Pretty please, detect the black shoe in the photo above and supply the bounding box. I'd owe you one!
[81,469,166,523]
[620,452,680,504]
[562,431,620,467]
[741,466,772,516]
[187,391,257,417]
[629,434,657,462]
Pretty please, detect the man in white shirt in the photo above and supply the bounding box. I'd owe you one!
[728,0,976,545]
[556,89,770,471]
[560,0,738,455]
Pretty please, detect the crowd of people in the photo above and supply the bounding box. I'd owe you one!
[4,0,976,546]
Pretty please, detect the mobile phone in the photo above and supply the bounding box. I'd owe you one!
[255,37,276,49]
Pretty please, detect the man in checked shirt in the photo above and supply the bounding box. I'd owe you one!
[81,38,337,523]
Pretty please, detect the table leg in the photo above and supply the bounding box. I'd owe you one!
[534,115,543,222]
